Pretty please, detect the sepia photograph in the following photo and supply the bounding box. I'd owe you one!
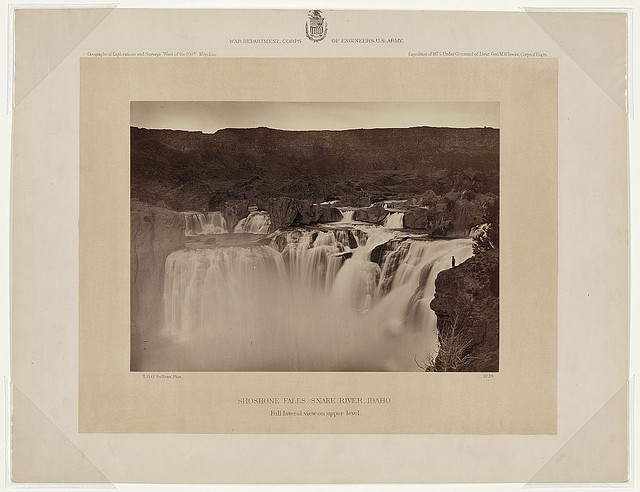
[130,101,500,372]
[13,4,631,482]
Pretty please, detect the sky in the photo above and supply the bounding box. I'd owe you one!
[130,101,499,132]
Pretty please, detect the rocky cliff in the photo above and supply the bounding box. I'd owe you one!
[130,200,185,369]
[131,125,499,211]
[429,249,499,372]
[401,190,495,237]
[222,199,250,232]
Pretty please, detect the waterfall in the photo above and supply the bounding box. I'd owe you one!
[205,212,228,234]
[470,222,490,239]
[162,246,288,342]
[184,212,228,236]
[280,231,346,291]
[330,228,392,314]
[339,210,355,223]
[376,240,473,338]
[234,211,271,234]
[184,211,272,235]
[184,213,207,236]
[384,212,405,229]
[157,225,473,372]
[270,228,367,253]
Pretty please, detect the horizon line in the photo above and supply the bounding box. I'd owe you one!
[130,124,500,134]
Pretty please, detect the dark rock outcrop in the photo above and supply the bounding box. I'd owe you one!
[130,201,186,369]
[293,200,324,226]
[317,206,343,223]
[370,241,389,266]
[266,197,299,231]
[403,208,436,229]
[429,249,499,372]
[338,194,372,207]
[265,197,344,232]
[403,193,494,238]
[402,189,439,208]
[448,197,485,236]
[221,199,250,232]
[353,203,388,224]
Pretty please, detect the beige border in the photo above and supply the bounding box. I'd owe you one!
[78,57,557,434]
[11,9,629,484]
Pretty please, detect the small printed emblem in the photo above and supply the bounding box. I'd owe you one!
[305,10,327,42]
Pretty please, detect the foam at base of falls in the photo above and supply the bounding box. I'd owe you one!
[154,229,473,372]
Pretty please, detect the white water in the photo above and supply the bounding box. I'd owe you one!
[340,210,355,223]
[184,212,228,236]
[156,220,473,371]
[234,211,271,234]
[184,211,271,236]
[383,212,405,229]
[470,223,491,240]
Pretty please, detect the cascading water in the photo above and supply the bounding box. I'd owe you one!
[184,212,207,236]
[339,210,355,223]
[206,212,228,234]
[383,212,405,229]
[470,222,491,241]
[184,212,228,236]
[234,211,271,234]
[154,219,474,372]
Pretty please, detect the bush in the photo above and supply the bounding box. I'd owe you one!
[416,312,497,372]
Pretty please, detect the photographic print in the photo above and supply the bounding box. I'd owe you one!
[130,102,499,372]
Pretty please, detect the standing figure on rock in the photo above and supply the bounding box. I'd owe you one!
[451,256,456,268]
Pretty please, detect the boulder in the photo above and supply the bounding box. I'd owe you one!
[449,197,485,237]
[370,241,389,266]
[266,197,299,231]
[221,199,250,232]
[403,208,436,229]
[402,194,493,238]
[293,200,316,225]
[405,189,439,208]
[430,218,454,237]
[266,197,344,231]
[294,202,343,225]
[353,203,388,224]
[316,206,343,223]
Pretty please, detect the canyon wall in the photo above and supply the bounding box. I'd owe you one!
[131,125,499,211]
[130,200,185,369]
